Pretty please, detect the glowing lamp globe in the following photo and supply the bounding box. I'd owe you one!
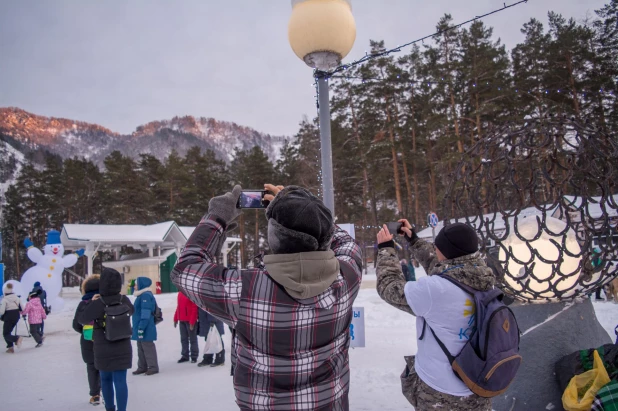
[288,0,356,71]
[499,217,582,302]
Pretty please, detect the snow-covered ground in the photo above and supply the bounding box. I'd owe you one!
[1,284,616,411]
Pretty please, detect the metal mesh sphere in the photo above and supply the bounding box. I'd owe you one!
[443,116,618,303]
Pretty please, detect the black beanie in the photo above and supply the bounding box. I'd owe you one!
[434,223,479,259]
[265,186,335,254]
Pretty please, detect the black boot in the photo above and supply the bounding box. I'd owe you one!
[177,357,189,363]
[211,350,225,367]
[198,354,213,367]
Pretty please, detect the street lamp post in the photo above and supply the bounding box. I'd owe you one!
[288,0,356,214]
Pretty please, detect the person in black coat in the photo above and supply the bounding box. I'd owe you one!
[80,268,134,411]
[72,274,101,405]
[197,307,225,367]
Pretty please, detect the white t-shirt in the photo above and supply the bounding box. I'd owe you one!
[404,275,476,396]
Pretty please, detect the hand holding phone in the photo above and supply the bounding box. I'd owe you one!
[386,222,403,236]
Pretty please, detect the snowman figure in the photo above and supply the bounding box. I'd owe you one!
[20,230,84,313]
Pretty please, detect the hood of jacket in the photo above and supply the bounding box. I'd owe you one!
[28,297,44,309]
[100,268,123,297]
[81,274,100,295]
[263,250,340,300]
[431,252,495,291]
[134,277,152,296]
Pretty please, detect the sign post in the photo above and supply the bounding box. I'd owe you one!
[349,307,365,348]
[0,264,4,297]
[427,212,439,242]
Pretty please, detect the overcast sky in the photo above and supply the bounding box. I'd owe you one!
[0,0,608,137]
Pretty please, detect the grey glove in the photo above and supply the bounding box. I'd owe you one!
[208,185,242,226]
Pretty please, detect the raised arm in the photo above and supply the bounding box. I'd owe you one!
[409,240,439,274]
[331,225,363,279]
[172,214,242,328]
[25,238,43,264]
[375,225,414,315]
[397,219,439,274]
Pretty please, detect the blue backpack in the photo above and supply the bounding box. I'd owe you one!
[420,275,522,398]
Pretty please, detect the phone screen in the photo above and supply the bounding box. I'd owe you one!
[237,190,265,209]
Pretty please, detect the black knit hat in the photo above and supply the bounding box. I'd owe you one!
[100,268,123,296]
[265,186,335,254]
[434,223,479,259]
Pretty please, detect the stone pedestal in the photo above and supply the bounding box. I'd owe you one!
[493,299,611,411]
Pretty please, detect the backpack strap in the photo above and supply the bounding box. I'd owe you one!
[419,319,427,340]
[99,296,108,307]
[427,324,455,365]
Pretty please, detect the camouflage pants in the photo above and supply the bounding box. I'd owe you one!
[400,356,492,411]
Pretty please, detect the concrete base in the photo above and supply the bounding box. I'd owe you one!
[493,299,611,411]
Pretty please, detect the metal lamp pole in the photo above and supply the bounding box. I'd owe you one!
[317,73,335,214]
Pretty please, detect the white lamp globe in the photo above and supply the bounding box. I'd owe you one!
[499,216,582,302]
[288,0,357,71]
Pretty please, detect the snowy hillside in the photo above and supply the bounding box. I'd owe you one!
[0,108,290,167]
[1,282,616,411]
[0,138,26,217]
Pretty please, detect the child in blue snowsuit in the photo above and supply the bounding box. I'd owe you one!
[131,277,159,375]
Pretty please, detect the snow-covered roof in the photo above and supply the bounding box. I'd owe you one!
[103,249,178,268]
[180,226,242,243]
[417,206,544,241]
[417,194,618,242]
[179,226,195,239]
[61,221,187,249]
[560,194,618,219]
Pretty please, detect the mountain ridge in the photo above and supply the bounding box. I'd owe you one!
[0,107,289,166]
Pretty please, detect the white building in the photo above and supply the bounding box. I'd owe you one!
[61,222,240,294]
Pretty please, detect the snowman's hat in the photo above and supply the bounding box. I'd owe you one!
[46,230,61,245]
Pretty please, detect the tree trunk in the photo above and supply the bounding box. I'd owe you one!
[391,99,414,216]
[347,85,373,233]
[408,90,421,226]
[444,35,464,153]
[565,52,581,116]
[427,139,438,212]
[385,105,404,216]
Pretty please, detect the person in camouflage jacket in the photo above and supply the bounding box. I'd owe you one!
[376,219,494,411]
[172,184,362,411]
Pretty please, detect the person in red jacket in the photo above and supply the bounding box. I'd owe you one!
[173,292,199,363]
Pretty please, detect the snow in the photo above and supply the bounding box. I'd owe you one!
[0,138,26,214]
[1,285,616,410]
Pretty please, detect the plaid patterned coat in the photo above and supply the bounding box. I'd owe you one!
[171,215,363,411]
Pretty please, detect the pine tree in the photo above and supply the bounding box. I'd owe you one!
[102,151,150,224]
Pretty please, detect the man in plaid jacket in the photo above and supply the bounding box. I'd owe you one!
[172,184,362,411]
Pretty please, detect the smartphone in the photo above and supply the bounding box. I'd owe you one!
[237,190,268,209]
[386,222,403,235]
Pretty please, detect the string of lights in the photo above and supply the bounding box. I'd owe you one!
[317,0,529,80]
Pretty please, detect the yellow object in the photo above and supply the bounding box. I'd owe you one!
[288,0,356,68]
[47,273,52,278]
[562,350,611,411]
[52,259,57,263]
[50,266,54,270]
